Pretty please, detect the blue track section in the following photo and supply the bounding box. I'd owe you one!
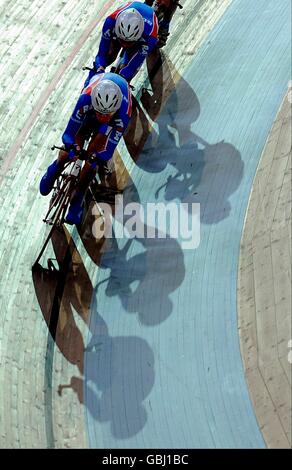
[84,0,291,448]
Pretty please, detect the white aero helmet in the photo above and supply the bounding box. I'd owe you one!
[115,8,144,42]
[91,78,123,114]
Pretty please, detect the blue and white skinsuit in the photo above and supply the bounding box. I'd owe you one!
[63,73,132,163]
[86,1,159,84]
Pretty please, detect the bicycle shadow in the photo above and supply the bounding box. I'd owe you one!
[99,227,186,327]
[124,51,244,225]
[78,174,186,326]
[32,227,155,439]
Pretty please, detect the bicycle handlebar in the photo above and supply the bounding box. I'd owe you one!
[51,145,65,151]
[82,66,95,72]
[51,145,90,160]
[174,0,183,8]
[83,65,135,90]
[82,65,105,72]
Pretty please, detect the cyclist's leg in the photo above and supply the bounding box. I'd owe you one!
[89,133,116,184]
[70,130,111,197]
[77,128,100,188]
[65,160,96,225]
[66,160,98,225]
[65,132,105,224]
[40,156,66,196]
[154,0,179,48]
[116,45,143,81]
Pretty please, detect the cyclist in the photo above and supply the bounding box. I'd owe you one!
[84,1,158,86]
[39,72,132,225]
[145,0,181,48]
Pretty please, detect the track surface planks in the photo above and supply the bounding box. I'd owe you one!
[238,94,292,449]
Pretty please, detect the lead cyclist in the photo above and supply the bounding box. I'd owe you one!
[84,1,159,87]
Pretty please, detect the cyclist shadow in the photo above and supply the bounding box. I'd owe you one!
[84,294,155,438]
[124,50,244,225]
[78,176,186,326]
[100,230,186,326]
[32,228,155,439]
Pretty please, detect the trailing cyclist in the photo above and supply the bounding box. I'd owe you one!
[39,72,132,225]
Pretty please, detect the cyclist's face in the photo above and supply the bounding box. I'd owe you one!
[119,39,135,48]
[95,111,114,123]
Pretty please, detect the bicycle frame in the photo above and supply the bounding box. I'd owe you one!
[33,144,93,268]
[43,159,82,226]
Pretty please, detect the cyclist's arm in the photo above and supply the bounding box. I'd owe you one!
[62,95,91,148]
[119,36,157,81]
[91,116,130,162]
[94,16,115,69]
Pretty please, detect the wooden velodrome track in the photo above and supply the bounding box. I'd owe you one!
[0,0,290,448]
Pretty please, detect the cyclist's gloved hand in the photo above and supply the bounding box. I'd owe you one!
[84,63,105,87]
[96,65,105,74]
[64,143,80,160]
